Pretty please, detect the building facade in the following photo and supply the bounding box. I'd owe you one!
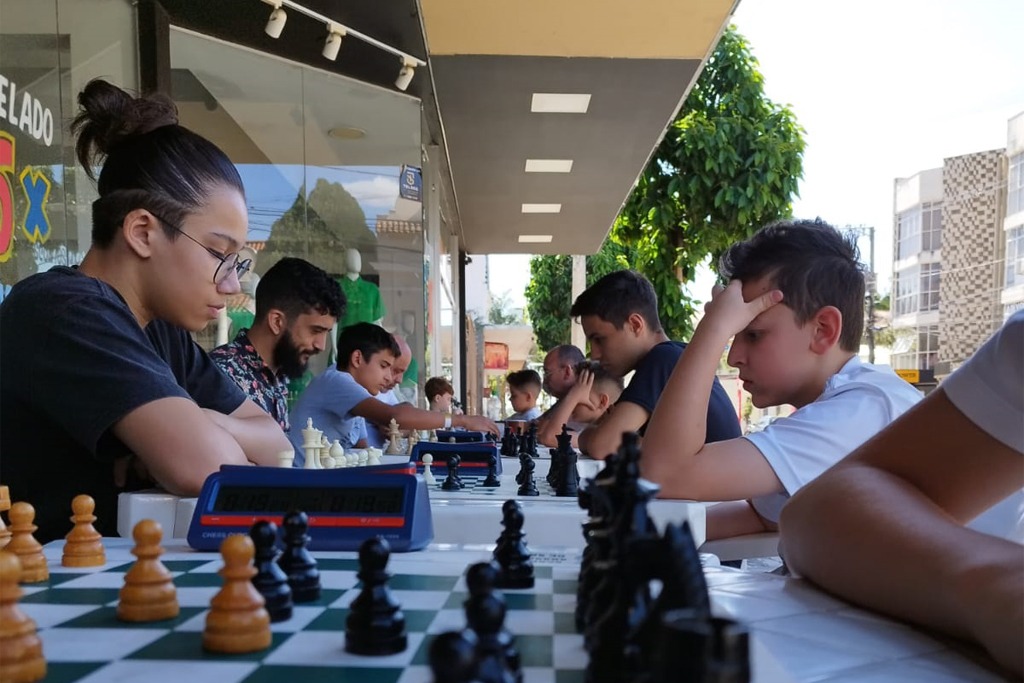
[1002,112,1024,320]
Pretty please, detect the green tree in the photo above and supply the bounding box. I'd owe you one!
[525,239,636,351]
[487,291,522,325]
[612,25,805,339]
[260,178,375,277]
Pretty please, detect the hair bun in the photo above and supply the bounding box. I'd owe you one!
[71,79,179,177]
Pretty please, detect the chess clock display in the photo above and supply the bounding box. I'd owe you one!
[187,464,433,552]
[409,440,503,475]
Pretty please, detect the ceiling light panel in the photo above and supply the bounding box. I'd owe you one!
[521,203,562,213]
[518,235,554,243]
[525,159,573,173]
[530,93,591,114]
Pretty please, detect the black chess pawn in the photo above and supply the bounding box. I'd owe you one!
[516,455,538,497]
[465,563,522,683]
[482,453,500,487]
[429,630,480,683]
[277,510,321,602]
[249,520,293,622]
[526,423,539,457]
[442,454,463,491]
[493,500,534,589]
[451,454,465,488]
[345,536,408,655]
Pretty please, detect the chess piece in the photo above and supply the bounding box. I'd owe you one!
[493,500,534,589]
[330,440,346,468]
[6,503,47,583]
[320,435,334,468]
[345,536,407,655]
[422,453,436,485]
[482,454,500,488]
[386,418,403,455]
[429,429,439,442]
[277,511,321,602]
[277,449,296,468]
[468,561,524,683]
[203,534,272,653]
[249,521,293,622]
[407,429,420,456]
[516,456,538,497]
[62,495,106,567]
[441,455,462,491]
[118,519,179,622]
[452,454,465,488]
[0,551,46,682]
[0,485,11,550]
[301,418,322,469]
[429,630,480,683]
[464,562,521,683]
[367,448,383,466]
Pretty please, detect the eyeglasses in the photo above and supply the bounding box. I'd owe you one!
[150,211,252,285]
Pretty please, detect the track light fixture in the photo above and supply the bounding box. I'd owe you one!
[395,57,416,92]
[322,23,346,61]
[265,3,287,39]
[257,0,425,89]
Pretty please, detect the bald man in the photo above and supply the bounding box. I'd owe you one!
[366,334,413,448]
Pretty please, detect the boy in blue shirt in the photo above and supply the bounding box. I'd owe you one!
[643,219,922,541]
[506,369,543,422]
[291,323,497,463]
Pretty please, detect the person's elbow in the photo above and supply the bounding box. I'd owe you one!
[582,429,621,461]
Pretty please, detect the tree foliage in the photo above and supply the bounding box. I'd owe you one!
[260,178,375,277]
[611,25,806,339]
[525,239,636,352]
[487,291,522,325]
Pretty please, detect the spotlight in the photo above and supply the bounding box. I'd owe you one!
[322,24,346,61]
[265,5,287,39]
[395,57,416,91]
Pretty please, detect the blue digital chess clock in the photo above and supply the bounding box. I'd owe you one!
[434,429,494,443]
[409,440,502,475]
[187,463,433,552]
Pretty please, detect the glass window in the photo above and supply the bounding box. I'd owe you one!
[168,28,424,370]
[919,262,940,312]
[920,202,942,252]
[1009,153,1024,216]
[896,208,921,260]
[1006,227,1024,288]
[0,0,138,300]
[894,265,920,317]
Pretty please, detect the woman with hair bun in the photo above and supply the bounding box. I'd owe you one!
[0,80,292,542]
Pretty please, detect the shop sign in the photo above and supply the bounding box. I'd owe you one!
[484,341,509,370]
[895,369,920,383]
[0,71,56,262]
[399,164,422,202]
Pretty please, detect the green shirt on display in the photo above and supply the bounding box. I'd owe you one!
[338,276,385,328]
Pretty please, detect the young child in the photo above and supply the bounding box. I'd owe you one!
[290,323,497,464]
[570,270,741,459]
[537,361,624,447]
[642,219,923,541]
[425,376,455,412]
[506,369,543,422]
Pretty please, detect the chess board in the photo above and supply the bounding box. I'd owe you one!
[418,457,580,502]
[24,540,587,683]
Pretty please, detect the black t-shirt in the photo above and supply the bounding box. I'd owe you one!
[0,267,246,541]
[618,340,741,443]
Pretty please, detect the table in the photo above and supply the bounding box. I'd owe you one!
[117,456,709,549]
[16,539,1009,683]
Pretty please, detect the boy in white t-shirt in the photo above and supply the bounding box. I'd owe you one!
[782,311,1024,676]
[642,219,922,540]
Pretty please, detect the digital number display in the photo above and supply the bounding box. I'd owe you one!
[212,486,405,515]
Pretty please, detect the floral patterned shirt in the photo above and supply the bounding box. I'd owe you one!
[210,329,290,432]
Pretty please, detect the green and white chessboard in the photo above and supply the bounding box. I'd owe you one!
[26,540,586,683]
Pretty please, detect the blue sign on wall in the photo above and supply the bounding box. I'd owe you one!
[399,164,422,202]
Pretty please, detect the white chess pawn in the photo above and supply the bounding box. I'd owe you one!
[421,453,435,485]
[276,450,295,468]
[330,440,345,468]
[347,451,359,468]
[358,450,369,467]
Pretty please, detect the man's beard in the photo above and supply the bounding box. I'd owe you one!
[273,329,310,379]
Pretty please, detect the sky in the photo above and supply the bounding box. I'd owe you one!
[488,0,1024,308]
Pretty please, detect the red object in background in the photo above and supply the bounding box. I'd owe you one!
[484,342,509,370]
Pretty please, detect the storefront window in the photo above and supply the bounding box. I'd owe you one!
[168,28,424,387]
[0,0,137,300]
